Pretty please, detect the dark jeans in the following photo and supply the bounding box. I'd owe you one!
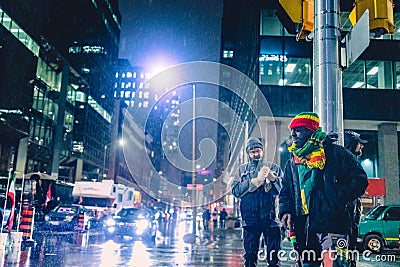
[294,215,350,267]
[203,219,209,229]
[349,225,359,267]
[219,219,226,228]
[243,225,281,267]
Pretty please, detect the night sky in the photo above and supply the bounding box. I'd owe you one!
[118,0,223,72]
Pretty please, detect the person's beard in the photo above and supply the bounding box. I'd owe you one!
[249,157,262,167]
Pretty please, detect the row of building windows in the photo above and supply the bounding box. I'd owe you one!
[67,90,112,123]
[115,71,150,79]
[259,55,400,89]
[68,45,107,55]
[0,8,40,56]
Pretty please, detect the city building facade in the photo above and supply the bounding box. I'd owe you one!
[0,0,121,187]
[219,0,400,207]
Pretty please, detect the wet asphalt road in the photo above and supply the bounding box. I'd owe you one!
[1,220,399,266]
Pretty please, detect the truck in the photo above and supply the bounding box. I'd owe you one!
[71,179,135,222]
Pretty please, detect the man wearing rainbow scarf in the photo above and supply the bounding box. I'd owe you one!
[279,112,368,267]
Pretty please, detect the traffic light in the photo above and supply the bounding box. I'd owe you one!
[349,0,395,37]
[277,0,314,40]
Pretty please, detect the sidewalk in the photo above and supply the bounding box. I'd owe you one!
[187,227,295,267]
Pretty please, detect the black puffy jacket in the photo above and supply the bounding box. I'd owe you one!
[279,142,368,234]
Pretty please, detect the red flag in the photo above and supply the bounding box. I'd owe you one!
[7,174,16,231]
[45,185,51,208]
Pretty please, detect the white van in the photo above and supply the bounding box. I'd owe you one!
[72,180,135,220]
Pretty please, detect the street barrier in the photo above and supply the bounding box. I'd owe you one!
[8,231,23,263]
[76,212,85,232]
[19,206,35,242]
[0,232,8,265]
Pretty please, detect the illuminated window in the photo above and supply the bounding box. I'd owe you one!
[284,58,311,86]
[343,60,365,89]
[259,55,283,86]
[396,62,400,89]
[365,61,393,89]
[260,9,284,36]
[343,60,394,89]
[223,50,233,58]
[0,8,39,56]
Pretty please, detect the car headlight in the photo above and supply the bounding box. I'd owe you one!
[64,216,74,222]
[135,219,149,234]
[105,218,116,226]
[45,215,50,221]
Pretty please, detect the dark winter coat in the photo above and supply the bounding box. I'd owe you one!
[279,142,368,234]
[232,160,283,227]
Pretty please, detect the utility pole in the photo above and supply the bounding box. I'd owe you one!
[313,0,344,142]
[191,84,197,235]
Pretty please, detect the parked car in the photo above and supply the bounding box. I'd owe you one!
[105,208,157,241]
[44,204,94,231]
[358,204,400,253]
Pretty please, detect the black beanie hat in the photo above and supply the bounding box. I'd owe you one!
[246,137,263,154]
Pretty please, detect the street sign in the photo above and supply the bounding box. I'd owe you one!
[343,9,370,68]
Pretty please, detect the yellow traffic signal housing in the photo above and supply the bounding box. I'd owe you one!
[278,0,314,40]
[349,0,395,37]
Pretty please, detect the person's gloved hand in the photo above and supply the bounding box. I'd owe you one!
[264,166,276,183]
[250,167,266,187]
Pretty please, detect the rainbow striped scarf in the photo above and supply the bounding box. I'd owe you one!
[288,127,327,170]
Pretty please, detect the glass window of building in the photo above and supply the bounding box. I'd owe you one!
[284,57,311,86]
[260,9,282,36]
[394,13,400,40]
[259,55,283,85]
[260,9,295,37]
[223,50,233,58]
[343,60,365,88]
[365,60,393,89]
[396,62,400,89]
[65,112,74,133]
[259,55,310,86]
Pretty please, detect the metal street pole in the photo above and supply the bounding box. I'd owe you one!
[191,84,197,235]
[101,144,108,180]
[313,0,344,143]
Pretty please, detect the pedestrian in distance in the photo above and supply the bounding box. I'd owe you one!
[219,208,228,229]
[202,208,211,230]
[231,137,283,267]
[344,130,368,267]
[279,112,369,267]
[211,208,218,229]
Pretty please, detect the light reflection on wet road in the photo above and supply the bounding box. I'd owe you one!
[3,220,399,266]
[8,220,246,266]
